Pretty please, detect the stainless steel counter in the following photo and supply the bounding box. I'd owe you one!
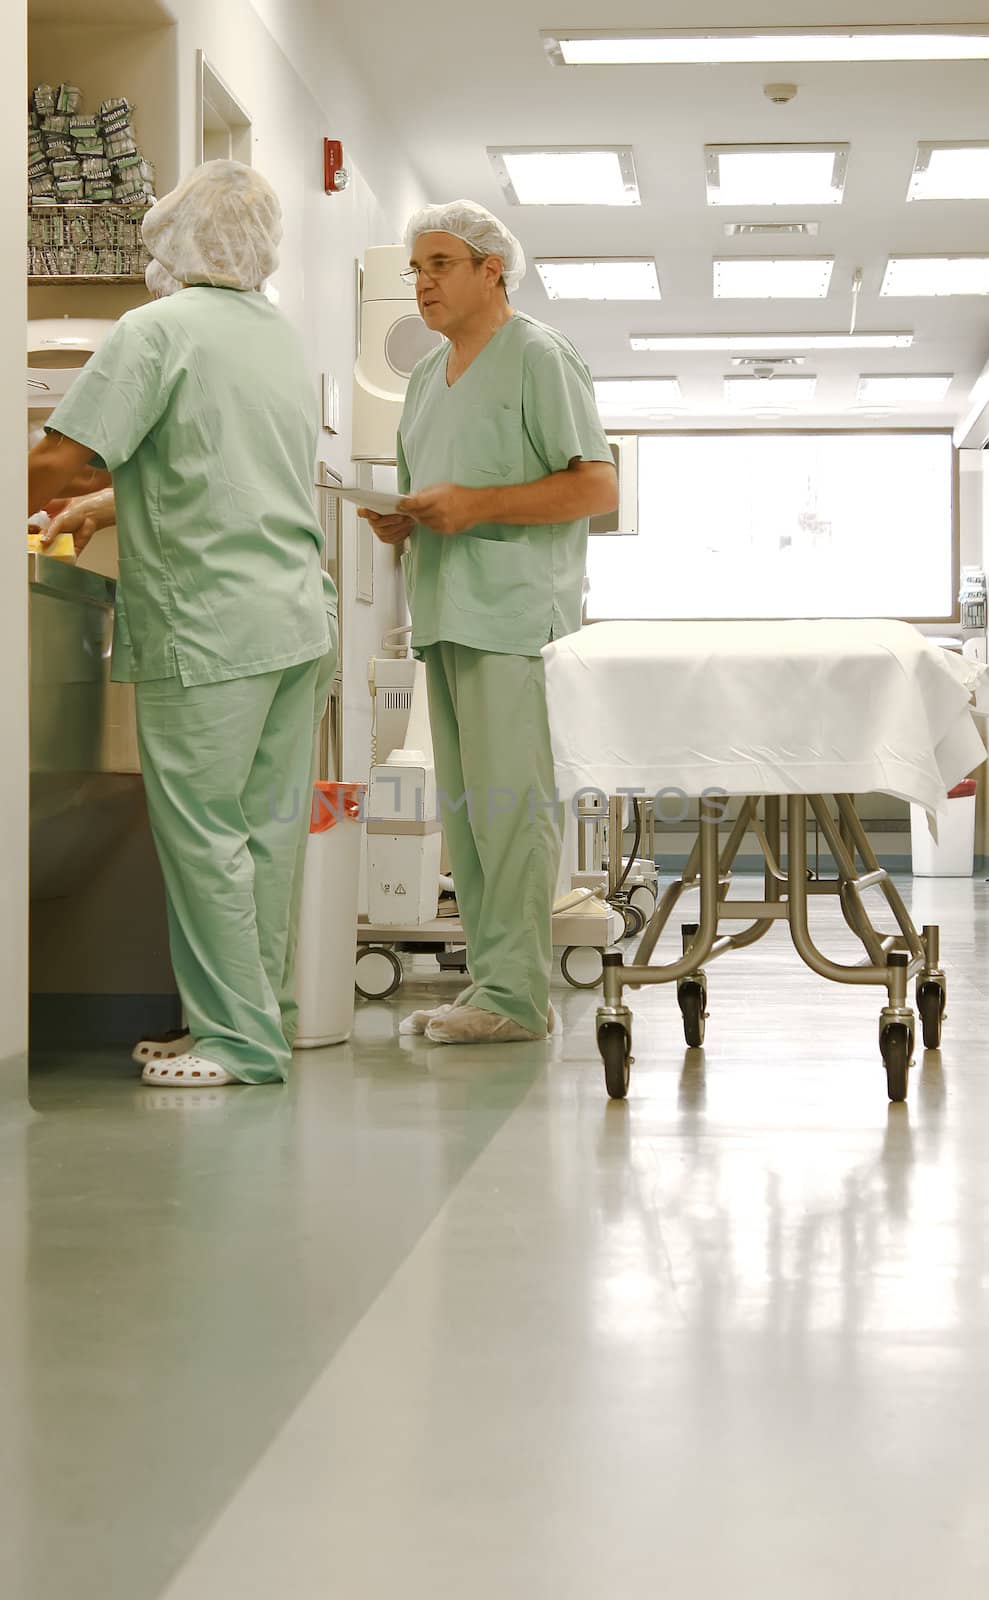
[29,553,144,901]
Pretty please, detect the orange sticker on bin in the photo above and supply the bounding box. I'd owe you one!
[310,782,366,833]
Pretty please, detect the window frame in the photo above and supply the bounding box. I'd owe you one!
[585,426,960,627]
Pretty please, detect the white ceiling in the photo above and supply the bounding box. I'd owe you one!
[333,0,989,428]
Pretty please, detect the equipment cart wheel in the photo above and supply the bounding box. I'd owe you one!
[917,981,946,1050]
[881,1021,913,1103]
[561,945,605,989]
[620,903,646,939]
[355,946,403,1001]
[629,884,656,925]
[598,1021,632,1100]
[677,980,707,1048]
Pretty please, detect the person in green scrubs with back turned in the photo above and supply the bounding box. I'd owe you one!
[360,200,617,1046]
[27,160,338,1087]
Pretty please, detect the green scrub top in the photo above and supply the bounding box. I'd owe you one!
[48,286,336,686]
[397,310,612,659]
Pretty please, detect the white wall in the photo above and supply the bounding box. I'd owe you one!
[0,0,28,1087]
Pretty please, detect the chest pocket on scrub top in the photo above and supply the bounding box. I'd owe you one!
[453,403,520,486]
[448,404,540,623]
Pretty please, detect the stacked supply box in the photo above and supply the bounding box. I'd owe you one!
[28,81,156,278]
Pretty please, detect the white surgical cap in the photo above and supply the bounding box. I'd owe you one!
[145,258,181,299]
[142,160,282,293]
[403,199,526,292]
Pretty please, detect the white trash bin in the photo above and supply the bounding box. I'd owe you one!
[910,779,977,878]
[294,781,366,1047]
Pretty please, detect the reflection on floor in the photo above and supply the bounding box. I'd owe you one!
[3,876,989,1599]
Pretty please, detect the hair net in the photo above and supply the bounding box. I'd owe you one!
[403,199,526,292]
[142,160,282,293]
[145,258,181,299]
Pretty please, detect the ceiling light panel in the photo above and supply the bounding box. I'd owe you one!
[881,256,989,296]
[594,378,683,411]
[856,374,953,403]
[724,376,818,406]
[542,27,989,66]
[714,257,834,298]
[537,258,661,300]
[723,221,819,237]
[630,332,913,352]
[909,143,989,201]
[488,146,640,207]
[706,146,848,207]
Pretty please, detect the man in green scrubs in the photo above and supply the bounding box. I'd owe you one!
[28,162,337,1086]
[361,200,616,1045]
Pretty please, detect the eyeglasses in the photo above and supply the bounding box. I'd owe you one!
[399,255,483,287]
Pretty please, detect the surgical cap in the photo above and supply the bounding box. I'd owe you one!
[145,258,181,299]
[403,199,526,292]
[142,160,282,293]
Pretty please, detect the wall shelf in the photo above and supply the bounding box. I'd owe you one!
[29,275,146,285]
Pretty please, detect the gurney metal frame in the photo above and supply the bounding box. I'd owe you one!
[596,793,947,1104]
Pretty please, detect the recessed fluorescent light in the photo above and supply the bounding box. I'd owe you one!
[881,256,989,296]
[723,221,819,237]
[724,376,817,407]
[714,257,834,298]
[630,332,913,352]
[488,146,640,206]
[542,27,989,66]
[537,258,660,300]
[594,378,683,411]
[856,374,953,403]
[707,146,848,207]
[909,143,989,201]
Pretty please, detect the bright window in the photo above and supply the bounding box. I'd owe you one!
[585,432,955,621]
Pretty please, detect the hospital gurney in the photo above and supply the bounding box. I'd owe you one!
[543,619,989,1104]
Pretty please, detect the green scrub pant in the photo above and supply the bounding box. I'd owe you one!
[135,627,337,1084]
[423,642,561,1036]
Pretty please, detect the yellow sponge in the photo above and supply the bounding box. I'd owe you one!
[28,530,76,562]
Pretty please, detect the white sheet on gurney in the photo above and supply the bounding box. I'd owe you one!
[542,619,988,808]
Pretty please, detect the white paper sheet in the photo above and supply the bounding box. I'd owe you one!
[317,486,404,515]
[543,619,989,808]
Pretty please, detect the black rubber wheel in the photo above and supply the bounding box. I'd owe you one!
[355,946,403,1001]
[917,982,946,1050]
[598,1022,631,1100]
[678,981,707,1048]
[881,1022,913,1103]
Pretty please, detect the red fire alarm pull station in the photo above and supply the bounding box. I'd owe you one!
[324,139,350,194]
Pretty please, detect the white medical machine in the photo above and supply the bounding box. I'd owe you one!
[365,660,442,927]
[355,643,623,1001]
[28,318,114,419]
[352,245,442,464]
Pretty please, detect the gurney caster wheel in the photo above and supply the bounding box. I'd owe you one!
[917,981,946,1050]
[881,1022,913,1103]
[562,946,605,989]
[677,981,707,1049]
[355,946,403,1001]
[598,1022,632,1100]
